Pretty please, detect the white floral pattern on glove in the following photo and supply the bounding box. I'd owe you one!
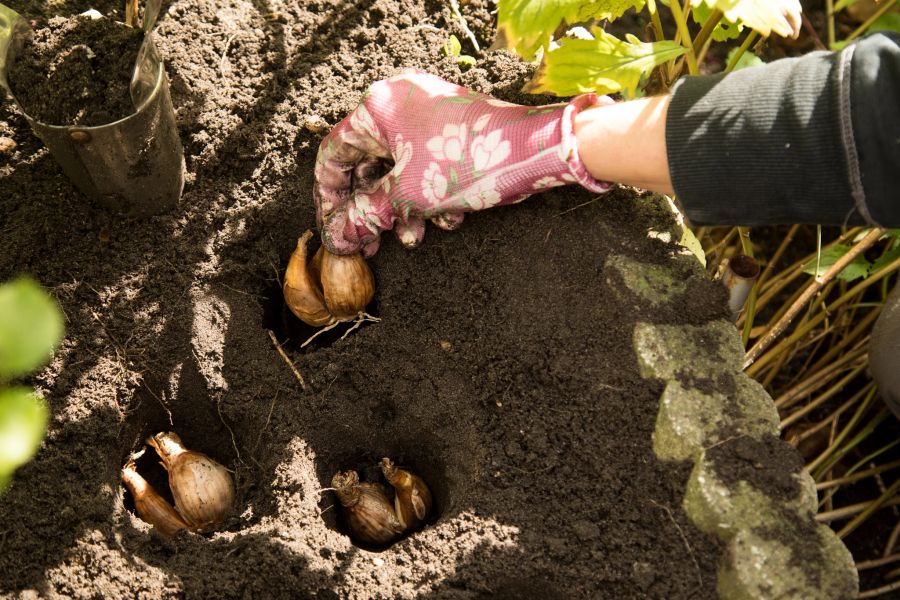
[422,162,448,205]
[533,176,566,190]
[471,130,511,171]
[426,124,467,161]
[463,176,501,210]
[393,134,413,176]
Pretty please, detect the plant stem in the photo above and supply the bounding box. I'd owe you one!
[837,477,900,537]
[758,225,800,289]
[808,385,879,474]
[775,344,867,409]
[449,0,481,52]
[818,436,900,508]
[826,0,835,48]
[813,407,889,479]
[806,306,881,374]
[669,0,699,75]
[817,459,900,491]
[780,361,868,429]
[845,0,898,44]
[885,520,900,557]
[725,31,759,73]
[738,227,753,256]
[741,282,758,347]
[744,228,886,370]
[792,382,873,446]
[859,580,900,599]
[692,9,724,57]
[814,489,900,524]
[646,0,666,44]
[747,253,900,376]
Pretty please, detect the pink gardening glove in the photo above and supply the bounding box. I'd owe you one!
[314,71,612,256]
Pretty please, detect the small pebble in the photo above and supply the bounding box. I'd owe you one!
[0,136,17,155]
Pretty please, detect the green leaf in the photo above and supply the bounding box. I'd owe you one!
[457,54,477,67]
[0,386,48,478]
[692,0,797,38]
[802,245,872,281]
[871,245,900,274]
[870,12,900,34]
[726,45,764,70]
[444,34,462,57]
[495,0,645,58]
[525,28,686,96]
[692,2,743,41]
[0,278,64,381]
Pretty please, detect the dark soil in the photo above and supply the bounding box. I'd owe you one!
[709,434,807,503]
[0,1,760,598]
[9,15,144,126]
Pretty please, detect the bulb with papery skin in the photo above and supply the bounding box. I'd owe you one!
[332,469,404,546]
[283,230,374,327]
[148,432,234,530]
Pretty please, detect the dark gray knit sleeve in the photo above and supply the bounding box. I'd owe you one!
[665,33,900,227]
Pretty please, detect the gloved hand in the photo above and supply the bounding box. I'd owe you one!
[314,71,612,256]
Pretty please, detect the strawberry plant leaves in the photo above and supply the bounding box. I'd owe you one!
[692,0,797,38]
[0,278,64,382]
[495,0,645,58]
[802,245,872,282]
[524,29,686,96]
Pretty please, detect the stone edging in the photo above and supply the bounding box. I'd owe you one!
[610,196,859,599]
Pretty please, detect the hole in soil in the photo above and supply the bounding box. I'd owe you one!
[327,453,444,552]
[262,277,380,351]
[119,389,244,534]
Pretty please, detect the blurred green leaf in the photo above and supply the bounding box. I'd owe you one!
[802,245,872,281]
[870,12,900,34]
[457,54,478,67]
[0,278,64,381]
[871,245,900,274]
[693,0,798,38]
[0,386,48,486]
[495,0,645,58]
[525,29,685,96]
[726,45,764,70]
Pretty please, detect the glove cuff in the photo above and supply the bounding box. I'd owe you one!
[562,94,613,194]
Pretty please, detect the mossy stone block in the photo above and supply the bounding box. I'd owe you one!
[634,321,745,380]
[652,375,781,461]
[717,525,858,600]
[682,450,817,541]
[605,254,690,307]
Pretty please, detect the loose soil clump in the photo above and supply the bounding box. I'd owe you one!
[9,15,143,126]
[0,1,758,598]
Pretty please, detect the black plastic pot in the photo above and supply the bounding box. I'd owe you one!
[0,0,184,217]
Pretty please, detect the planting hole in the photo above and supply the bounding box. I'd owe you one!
[262,278,379,351]
[323,452,446,552]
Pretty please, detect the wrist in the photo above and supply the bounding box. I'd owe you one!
[574,95,674,195]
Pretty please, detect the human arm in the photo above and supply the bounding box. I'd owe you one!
[574,32,900,227]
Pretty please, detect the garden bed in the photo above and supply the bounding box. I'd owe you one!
[0,1,854,598]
